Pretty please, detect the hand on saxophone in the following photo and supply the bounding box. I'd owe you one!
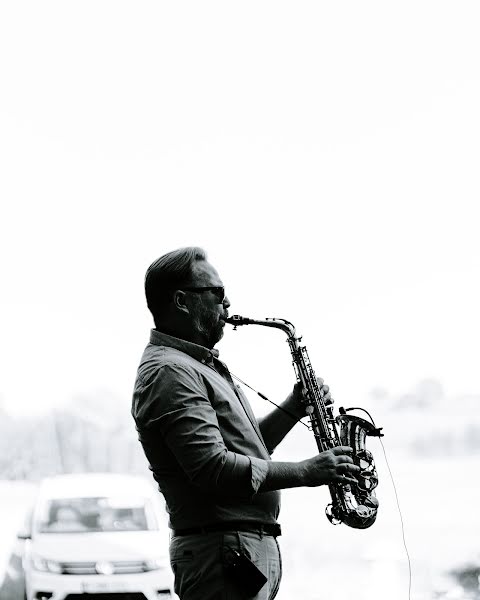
[300,446,361,486]
[291,377,332,416]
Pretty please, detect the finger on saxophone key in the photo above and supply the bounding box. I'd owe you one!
[335,460,361,484]
[332,446,353,456]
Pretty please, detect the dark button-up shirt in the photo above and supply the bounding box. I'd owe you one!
[132,329,280,530]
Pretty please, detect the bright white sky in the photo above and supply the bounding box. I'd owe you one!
[1,1,479,418]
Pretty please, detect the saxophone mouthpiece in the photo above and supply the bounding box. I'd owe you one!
[225,315,250,326]
[225,315,252,330]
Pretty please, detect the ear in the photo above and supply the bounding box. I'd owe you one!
[172,290,190,315]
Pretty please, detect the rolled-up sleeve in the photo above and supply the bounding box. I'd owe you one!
[136,363,268,496]
[249,456,269,493]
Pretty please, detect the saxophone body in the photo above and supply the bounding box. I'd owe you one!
[226,315,383,529]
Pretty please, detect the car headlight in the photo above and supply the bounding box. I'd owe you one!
[31,554,62,574]
[144,558,166,571]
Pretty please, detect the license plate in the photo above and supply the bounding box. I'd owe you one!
[82,581,129,593]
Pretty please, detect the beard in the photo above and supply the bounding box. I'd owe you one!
[190,301,224,349]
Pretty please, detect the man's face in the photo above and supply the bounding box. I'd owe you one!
[185,260,230,348]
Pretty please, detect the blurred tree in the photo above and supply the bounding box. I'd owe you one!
[450,563,480,599]
[0,389,150,481]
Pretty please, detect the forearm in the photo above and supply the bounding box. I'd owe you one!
[258,392,305,453]
[258,460,307,492]
[258,445,360,493]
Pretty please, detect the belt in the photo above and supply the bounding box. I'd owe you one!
[172,521,282,538]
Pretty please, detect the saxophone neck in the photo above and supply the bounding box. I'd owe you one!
[225,315,297,338]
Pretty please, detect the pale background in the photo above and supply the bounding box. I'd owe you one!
[1,2,479,599]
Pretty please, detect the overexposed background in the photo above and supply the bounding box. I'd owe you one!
[1,2,479,599]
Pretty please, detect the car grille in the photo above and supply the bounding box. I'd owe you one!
[60,561,147,575]
[65,594,150,600]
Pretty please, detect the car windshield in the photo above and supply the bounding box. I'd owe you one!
[37,496,158,534]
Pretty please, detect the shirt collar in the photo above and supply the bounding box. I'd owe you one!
[149,329,220,364]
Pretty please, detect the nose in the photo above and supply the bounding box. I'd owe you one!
[223,295,231,309]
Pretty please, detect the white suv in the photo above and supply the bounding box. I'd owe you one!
[20,473,174,600]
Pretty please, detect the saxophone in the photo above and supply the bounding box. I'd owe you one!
[226,315,383,529]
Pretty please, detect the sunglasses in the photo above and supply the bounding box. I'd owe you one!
[182,286,226,303]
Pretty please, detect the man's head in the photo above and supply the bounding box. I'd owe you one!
[145,247,230,348]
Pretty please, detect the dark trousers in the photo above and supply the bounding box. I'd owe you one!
[170,530,282,600]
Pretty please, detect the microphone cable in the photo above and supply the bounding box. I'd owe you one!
[231,372,413,600]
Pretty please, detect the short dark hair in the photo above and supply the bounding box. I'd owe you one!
[145,246,207,320]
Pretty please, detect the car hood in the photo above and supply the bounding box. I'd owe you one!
[30,531,169,562]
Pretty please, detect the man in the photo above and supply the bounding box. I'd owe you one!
[132,247,359,600]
